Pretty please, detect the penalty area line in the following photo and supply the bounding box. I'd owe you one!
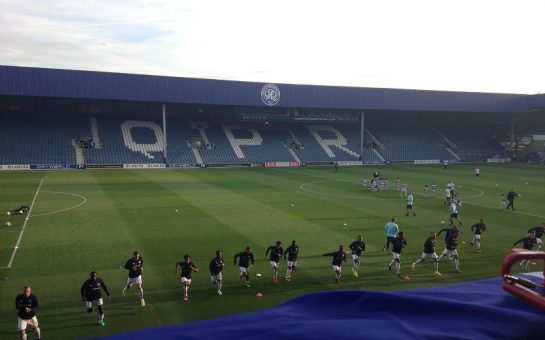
[3,178,44,269]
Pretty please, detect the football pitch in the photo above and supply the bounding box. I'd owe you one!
[1,164,544,339]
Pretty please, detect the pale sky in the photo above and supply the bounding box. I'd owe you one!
[1,0,544,94]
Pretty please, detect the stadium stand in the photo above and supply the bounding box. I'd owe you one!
[435,126,504,161]
[368,123,453,161]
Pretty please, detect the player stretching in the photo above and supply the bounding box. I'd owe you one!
[81,271,111,327]
[512,231,537,271]
[323,245,347,285]
[209,250,224,295]
[499,193,506,209]
[16,286,41,340]
[412,232,442,276]
[400,182,408,197]
[176,255,198,301]
[437,226,462,273]
[349,235,366,278]
[266,241,284,284]
[406,192,416,216]
[121,251,145,307]
[388,232,407,278]
[448,201,462,227]
[383,217,399,251]
[284,240,299,282]
[470,219,487,253]
[234,246,255,287]
[528,223,545,250]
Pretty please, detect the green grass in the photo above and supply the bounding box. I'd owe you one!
[0,164,544,339]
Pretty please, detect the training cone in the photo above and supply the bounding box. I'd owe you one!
[256,292,263,298]
[403,275,411,281]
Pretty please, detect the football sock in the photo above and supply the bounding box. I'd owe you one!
[455,259,460,270]
[217,280,222,291]
[35,327,41,338]
[395,262,400,274]
[433,261,439,272]
[138,287,144,300]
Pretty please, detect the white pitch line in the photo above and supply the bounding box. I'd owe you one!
[31,191,87,217]
[3,178,43,269]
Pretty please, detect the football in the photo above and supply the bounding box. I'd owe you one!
[5,222,11,227]
[6,211,10,216]
[440,220,445,225]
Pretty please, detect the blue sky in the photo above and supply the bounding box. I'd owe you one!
[1,0,544,94]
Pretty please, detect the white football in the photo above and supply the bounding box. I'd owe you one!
[5,222,10,227]
[440,220,445,225]
[6,211,10,216]
[18,210,23,214]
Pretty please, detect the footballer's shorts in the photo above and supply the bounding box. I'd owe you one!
[474,234,481,241]
[181,276,192,285]
[442,248,459,257]
[392,252,401,261]
[239,266,249,276]
[287,260,297,268]
[270,260,279,268]
[17,316,39,331]
[421,252,438,260]
[210,273,222,283]
[85,298,104,309]
[332,265,342,272]
[450,213,458,218]
[126,275,142,286]
[352,254,360,261]
[406,204,413,209]
[536,238,543,247]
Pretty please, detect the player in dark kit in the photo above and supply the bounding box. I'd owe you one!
[209,250,224,295]
[470,219,487,253]
[323,245,347,285]
[16,286,41,340]
[412,232,441,276]
[349,235,366,278]
[284,240,299,282]
[266,241,284,284]
[388,232,407,278]
[437,226,462,272]
[234,246,255,287]
[513,231,537,271]
[506,189,519,210]
[121,250,145,307]
[528,223,545,250]
[176,255,198,301]
[81,271,111,327]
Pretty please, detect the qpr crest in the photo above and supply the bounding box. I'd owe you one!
[261,84,280,106]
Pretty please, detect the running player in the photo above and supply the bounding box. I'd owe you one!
[176,255,198,301]
[470,219,487,253]
[388,232,407,278]
[423,184,429,198]
[400,182,408,197]
[349,235,365,278]
[284,240,299,282]
[209,250,224,295]
[16,286,42,340]
[121,251,145,307]
[384,177,389,190]
[449,201,462,227]
[474,168,480,179]
[265,241,284,284]
[499,193,506,209]
[406,192,416,216]
[81,271,111,327]
[431,182,437,198]
[512,231,537,271]
[395,178,401,191]
[444,187,452,206]
[323,245,347,285]
[437,226,462,272]
[383,217,399,251]
[528,223,545,250]
[234,246,255,287]
[411,232,441,276]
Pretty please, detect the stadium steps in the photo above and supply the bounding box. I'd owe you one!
[192,148,204,164]
[72,139,85,165]
[90,117,102,149]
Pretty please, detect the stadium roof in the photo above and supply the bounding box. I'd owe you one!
[0,65,537,113]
